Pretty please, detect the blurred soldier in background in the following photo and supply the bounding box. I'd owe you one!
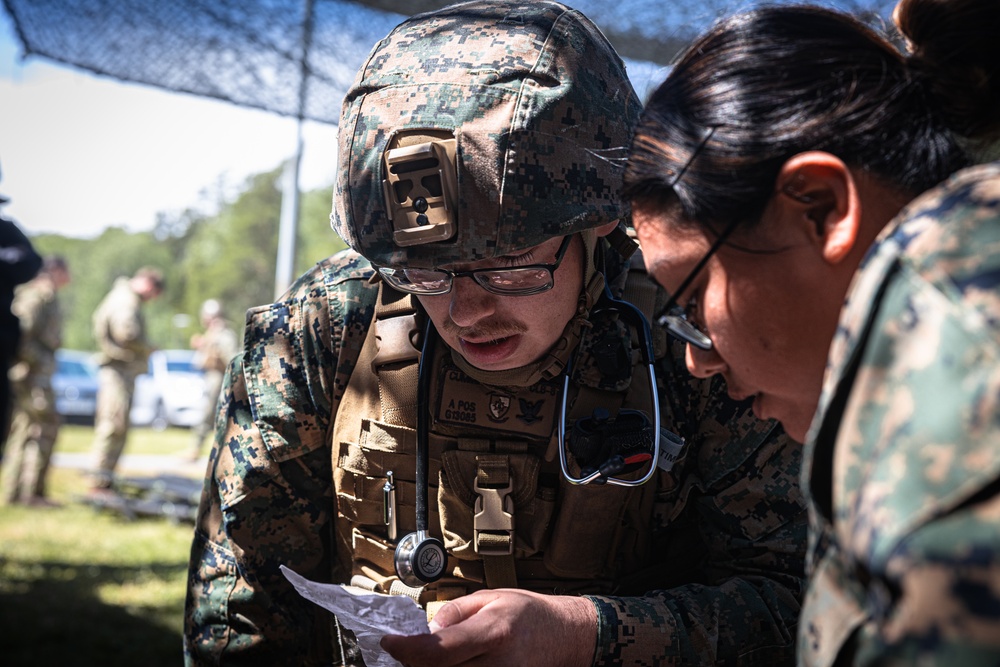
[88,266,163,498]
[0,168,42,457]
[1,256,70,506]
[187,298,238,461]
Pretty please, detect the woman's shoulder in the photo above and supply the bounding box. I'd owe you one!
[894,161,1000,293]
[900,161,1000,242]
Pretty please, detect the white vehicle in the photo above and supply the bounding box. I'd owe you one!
[130,349,207,430]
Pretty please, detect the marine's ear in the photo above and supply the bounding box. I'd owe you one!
[594,220,621,237]
[776,152,860,265]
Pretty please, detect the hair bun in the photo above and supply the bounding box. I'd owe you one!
[896,0,1000,142]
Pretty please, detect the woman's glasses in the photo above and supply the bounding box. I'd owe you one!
[652,217,741,350]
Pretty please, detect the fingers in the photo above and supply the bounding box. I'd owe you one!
[381,622,488,667]
[430,591,500,629]
[380,590,592,667]
[381,592,506,667]
[380,632,451,666]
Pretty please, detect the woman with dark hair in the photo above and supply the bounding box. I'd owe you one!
[624,1,1000,665]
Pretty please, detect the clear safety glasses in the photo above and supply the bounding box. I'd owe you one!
[377,235,573,297]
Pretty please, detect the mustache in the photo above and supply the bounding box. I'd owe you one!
[439,317,528,341]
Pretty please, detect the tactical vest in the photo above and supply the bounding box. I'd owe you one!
[331,258,674,611]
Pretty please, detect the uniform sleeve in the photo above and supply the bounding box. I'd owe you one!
[184,255,374,666]
[801,167,1000,665]
[849,206,1000,666]
[588,340,807,666]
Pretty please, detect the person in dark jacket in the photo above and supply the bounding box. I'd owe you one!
[0,176,42,457]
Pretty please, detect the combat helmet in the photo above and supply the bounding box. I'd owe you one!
[332,0,641,269]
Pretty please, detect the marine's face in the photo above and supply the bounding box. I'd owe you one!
[417,234,584,372]
[633,203,840,443]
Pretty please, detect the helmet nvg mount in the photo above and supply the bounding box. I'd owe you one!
[381,130,459,249]
[332,0,641,269]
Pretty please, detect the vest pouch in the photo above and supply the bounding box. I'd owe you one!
[335,419,442,557]
[437,449,553,560]
[544,476,636,578]
[351,527,399,592]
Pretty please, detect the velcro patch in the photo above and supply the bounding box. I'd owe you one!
[435,365,558,440]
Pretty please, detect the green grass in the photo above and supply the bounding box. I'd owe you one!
[56,423,196,455]
[0,426,200,666]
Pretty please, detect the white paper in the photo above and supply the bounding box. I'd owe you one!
[280,565,429,667]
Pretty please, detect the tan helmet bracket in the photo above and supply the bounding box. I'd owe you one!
[381,130,459,247]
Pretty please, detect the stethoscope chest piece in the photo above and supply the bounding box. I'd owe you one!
[394,530,446,587]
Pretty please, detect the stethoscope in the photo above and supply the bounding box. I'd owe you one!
[558,285,661,486]
[393,320,448,587]
[393,286,662,586]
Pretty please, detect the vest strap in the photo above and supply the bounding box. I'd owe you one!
[482,552,519,589]
[388,579,425,605]
[474,455,518,588]
[370,282,423,426]
[372,314,421,369]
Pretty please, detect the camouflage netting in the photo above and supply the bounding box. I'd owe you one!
[2,0,896,126]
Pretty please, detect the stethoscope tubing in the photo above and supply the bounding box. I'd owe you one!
[414,318,436,535]
[557,292,661,487]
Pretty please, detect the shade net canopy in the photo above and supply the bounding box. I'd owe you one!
[3,0,897,127]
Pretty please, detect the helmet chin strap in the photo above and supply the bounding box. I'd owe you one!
[450,228,606,388]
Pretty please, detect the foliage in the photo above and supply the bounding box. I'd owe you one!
[298,183,340,276]
[28,163,346,352]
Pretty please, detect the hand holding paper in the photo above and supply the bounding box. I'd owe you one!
[280,565,429,667]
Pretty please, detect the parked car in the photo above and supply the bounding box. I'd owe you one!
[52,349,100,424]
[130,349,207,430]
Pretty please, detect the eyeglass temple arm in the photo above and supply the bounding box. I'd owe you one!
[656,216,742,317]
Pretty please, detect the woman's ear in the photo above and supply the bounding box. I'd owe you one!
[776,152,859,264]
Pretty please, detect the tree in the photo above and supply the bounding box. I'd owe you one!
[297,184,344,274]
[180,165,344,343]
[29,163,344,352]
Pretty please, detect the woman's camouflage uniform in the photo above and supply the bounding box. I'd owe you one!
[800,162,1000,665]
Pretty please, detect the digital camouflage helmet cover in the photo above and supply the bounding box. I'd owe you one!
[332,0,641,269]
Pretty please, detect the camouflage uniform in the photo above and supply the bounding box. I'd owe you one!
[89,277,154,486]
[186,3,807,665]
[1,275,62,503]
[799,161,1000,666]
[184,250,807,666]
[190,319,239,458]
